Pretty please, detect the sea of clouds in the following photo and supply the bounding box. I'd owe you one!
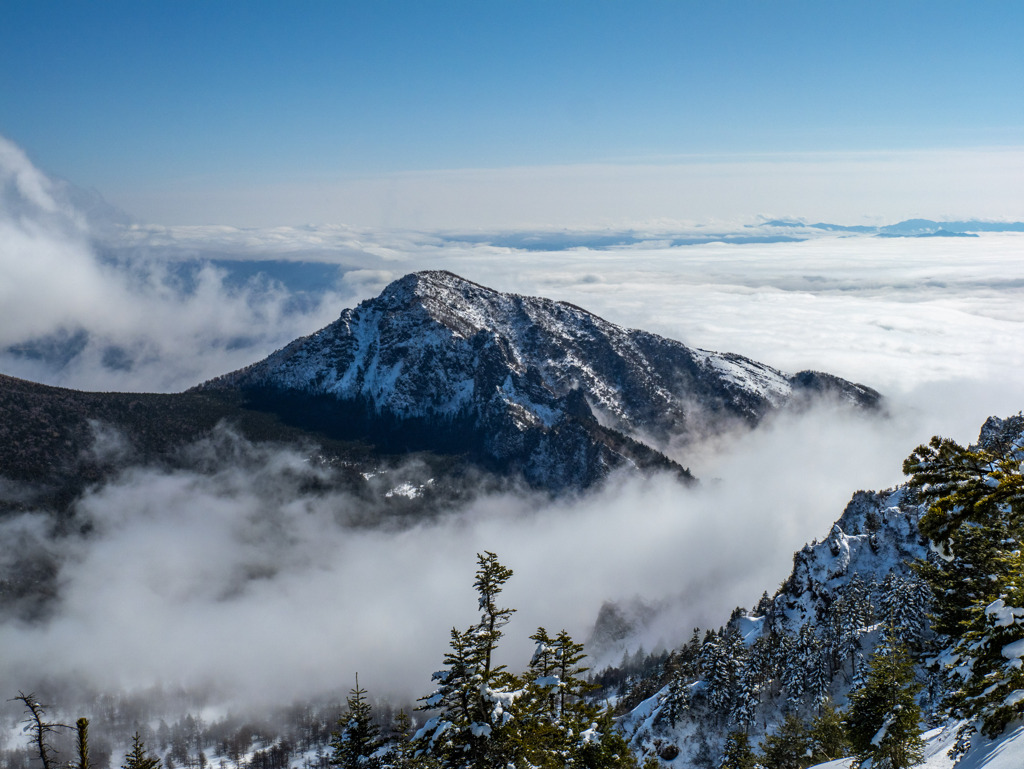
[2,135,1023,713]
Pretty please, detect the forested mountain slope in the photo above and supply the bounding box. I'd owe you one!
[617,414,1024,768]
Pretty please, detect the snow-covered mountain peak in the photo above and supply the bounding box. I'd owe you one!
[368,269,622,356]
[372,270,536,337]
[198,272,880,489]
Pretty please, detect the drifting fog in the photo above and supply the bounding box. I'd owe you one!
[0,404,922,708]
[0,136,356,393]
[2,136,1024,711]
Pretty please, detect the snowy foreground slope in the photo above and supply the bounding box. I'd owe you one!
[198,270,879,489]
[618,414,1024,768]
[813,722,1024,769]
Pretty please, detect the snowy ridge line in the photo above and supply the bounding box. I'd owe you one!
[195,271,881,490]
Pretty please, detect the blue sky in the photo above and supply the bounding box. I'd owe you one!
[2,1,1022,227]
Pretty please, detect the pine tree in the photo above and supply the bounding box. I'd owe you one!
[552,630,591,721]
[828,575,875,673]
[122,733,162,769]
[758,713,811,769]
[945,556,1024,738]
[661,672,691,728]
[569,706,642,769]
[913,521,1007,642]
[75,718,90,769]
[720,730,757,769]
[879,575,931,649]
[904,430,1024,736]
[413,552,523,768]
[701,629,743,717]
[805,643,831,707]
[844,636,924,769]
[521,626,639,768]
[414,553,643,768]
[330,675,384,769]
[779,630,806,709]
[731,661,761,733]
[904,434,1024,549]
[528,627,559,718]
[382,710,418,769]
[790,623,829,708]
[808,700,850,764]
[849,652,869,695]
[518,627,569,767]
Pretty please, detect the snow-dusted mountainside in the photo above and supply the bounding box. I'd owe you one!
[763,485,928,635]
[619,414,1024,768]
[620,482,932,764]
[197,270,880,489]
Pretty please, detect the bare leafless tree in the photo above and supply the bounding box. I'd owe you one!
[11,692,70,769]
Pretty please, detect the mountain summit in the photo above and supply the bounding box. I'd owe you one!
[197,271,880,488]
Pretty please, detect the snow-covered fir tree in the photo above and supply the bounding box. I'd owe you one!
[758,713,810,769]
[122,733,162,769]
[413,552,522,767]
[329,676,384,769]
[414,552,645,768]
[843,635,923,769]
[904,421,1024,746]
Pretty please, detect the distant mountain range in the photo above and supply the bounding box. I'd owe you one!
[761,218,1024,238]
[450,219,1023,250]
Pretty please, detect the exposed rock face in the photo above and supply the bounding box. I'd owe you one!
[197,270,880,489]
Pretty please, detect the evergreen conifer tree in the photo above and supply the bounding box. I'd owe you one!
[570,706,642,769]
[553,630,591,719]
[414,553,644,768]
[75,718,90,769]
[779,630,807,709]
[904,431,1024,737]
[843,635,923,769]
[731,661,761,733]
[720,730,757,769]
[382,711,418,769]
[413,552,523,767]
[851,651,869,690]
[701,629,743,717]
[758,713,811,769]
[808,701,850,764]
[879,575,931,649]
[661,669,692,728]
[330,675,384,769]
[122,733,162,769]
[823,574,874,676]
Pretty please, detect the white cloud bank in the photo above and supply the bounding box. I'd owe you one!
[0,136,356,392]
[0,403,916,707]
[1,134,1023,712]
